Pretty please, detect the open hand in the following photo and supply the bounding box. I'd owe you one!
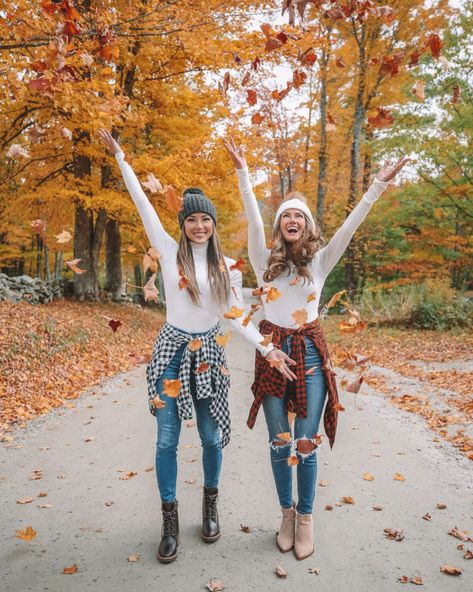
[222,137,247,170]
[97,128,121,155]
[266,349,297,381]
[375,156,410,182]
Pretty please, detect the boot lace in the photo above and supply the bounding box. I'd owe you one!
[162,508,176,536]
[205,492,218,521]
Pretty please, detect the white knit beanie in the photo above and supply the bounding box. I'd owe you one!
[273,198,316,231]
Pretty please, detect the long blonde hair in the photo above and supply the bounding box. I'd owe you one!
[176,225,231,307]
[263,194,324,283]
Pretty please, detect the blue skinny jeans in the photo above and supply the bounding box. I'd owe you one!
[155,335,222,503]
[262,336,327,514]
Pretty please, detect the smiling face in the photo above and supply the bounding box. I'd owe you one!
[279,208,306,243]
[183,212,214,244]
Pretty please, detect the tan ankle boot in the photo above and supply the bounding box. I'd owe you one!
[294,511,314,560]
[276,504,296,552]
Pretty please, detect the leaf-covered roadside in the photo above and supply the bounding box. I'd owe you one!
[324,316,473,460]
[0,301,162,432]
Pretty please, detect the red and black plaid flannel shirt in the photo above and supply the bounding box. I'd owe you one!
[247,318,339,449]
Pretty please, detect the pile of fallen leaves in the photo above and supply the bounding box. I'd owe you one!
[324,315,473,460]
[0,301,162,432]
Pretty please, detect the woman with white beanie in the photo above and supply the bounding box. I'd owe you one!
[224,137,408,560]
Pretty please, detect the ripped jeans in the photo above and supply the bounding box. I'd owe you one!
[262,336,326,514]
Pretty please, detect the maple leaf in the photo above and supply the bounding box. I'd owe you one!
[62,564,78,574]
[162,185,182,212]
[384,528,404,541]
[345,376,364,393]
[127,555,139,563]
[439,564,462,576]
[251,112,265,125]
[218,72,230,99]
[333,402,345,412]
[276,432,291,442]
[287,455,299,466]
[66,258,87,274]
[188,338,203,351]
[143,173,163,193]
[298,47,317,66]
[266,286,282,302]
[252,56,261,70]
[394,472,406,482]
[292,308,308,327]
[178,267,190,290]
[150,395,166,409]
[368,107,394,129]
[16,526,37,541]
[215,333,232,347]
[108,319,122,332]
[326,290,346,308]
[260,23,272,37]
[292,70,307,90]
[265,37,283,52]
[380,53,404,77]
[246,89,257,106]
[224,306,244,319]
[326,112,337,131]
[55,230,72,244]
[259,333,273,347]
[230,258,246,272]
[233,52,242,64]
[143,273,159,303]
[195,362,209,373]
[425,33,443,59]
[163,379,181,398]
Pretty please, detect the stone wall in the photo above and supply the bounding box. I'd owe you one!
[0,274,66,304]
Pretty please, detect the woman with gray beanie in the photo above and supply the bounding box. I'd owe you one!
[98,129,295,564]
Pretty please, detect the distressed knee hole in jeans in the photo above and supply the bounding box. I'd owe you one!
[270,439,292,453]
[295,437,318,461]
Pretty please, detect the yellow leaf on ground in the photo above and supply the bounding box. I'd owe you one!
[394,472,406,482]
[363,472,374,481]
[62,564,78,574]
[16,526,37,541]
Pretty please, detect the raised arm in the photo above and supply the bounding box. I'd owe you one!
[318,157,409,277]
[97,129,176,255]
[223,138,268,274]
[226,264,297,380]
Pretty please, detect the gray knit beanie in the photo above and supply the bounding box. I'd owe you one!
[178,187,217,227]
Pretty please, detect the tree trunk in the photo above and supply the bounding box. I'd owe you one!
[316,40,331,231]
[104,218,122,299]
[358,133,373,290]
[345,22,367,293]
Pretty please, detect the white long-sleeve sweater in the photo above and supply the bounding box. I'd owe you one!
[236,167,390,329]
[115,152,271,355]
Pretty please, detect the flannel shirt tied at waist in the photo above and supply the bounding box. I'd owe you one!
[247,318,339,449]
[146,322,231,447]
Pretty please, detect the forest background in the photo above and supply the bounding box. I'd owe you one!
[0,1,472,441]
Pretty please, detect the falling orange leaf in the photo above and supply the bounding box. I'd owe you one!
[223,306,244,319]
[305,366,316,375]
[307,292,317,303]
[178,267,190,290]
[195,362,209,373]
[220,365,230,376]
[333,402,345,412]
[292,308,308,327]
[188,339,203,351]
[230,258,246,272]
[289,275,301,286]
[252,286,268,297]
[266,286,282,302]
[288,411,296,425]
[16,526,37,541]
[287,455,299,466]
[162,379,181,398]
[150,395,166,409]
[66,258,87,274]
[326,290,346,308]
[345,376,364,393]
[276,432,292,442]
[259,333,273,347]
[215,333,232,347]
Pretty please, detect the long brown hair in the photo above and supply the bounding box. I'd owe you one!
[176,224,231,308]
[263,195,324,283]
